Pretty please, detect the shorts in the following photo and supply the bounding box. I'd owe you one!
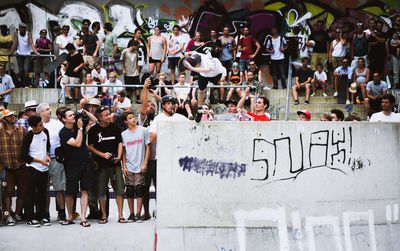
[138,59,145,67]
[125,171,145,186]
[64,160,93,196]
[34,57,51,73]
[64,75,80,86]
[149,57,161,64]
[198,74,222,90]
[178,98,190,106]
[168,57,180,69]
[124,75,140,92]
[310,52,327,71]
[102,56,115,72]
[221,60,233,75]
[97,165,125,197]
[48,158,66,191]
[83,55,98,70]
[145,160,156,188]
[5,167,26,198]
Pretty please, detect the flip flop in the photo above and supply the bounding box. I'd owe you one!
[80,220,91,227]
[118,218,128,223]
[61,220,75,226]
[99,218,108,224]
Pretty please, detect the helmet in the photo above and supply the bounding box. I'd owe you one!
[161,95,176,105]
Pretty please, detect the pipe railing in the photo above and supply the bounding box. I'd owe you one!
[0,53,57,88]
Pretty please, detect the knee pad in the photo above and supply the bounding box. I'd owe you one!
[135,184,144,198]
[125,185,135,198]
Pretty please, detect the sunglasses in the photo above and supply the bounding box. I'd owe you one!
[41,31,47,34]
[96,68,101,71]
[249,64,255,66]
[343,61,348,63]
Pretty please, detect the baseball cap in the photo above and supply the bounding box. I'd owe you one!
[0,109,15,119]
[297,110,311,120]
[24,100,38,111]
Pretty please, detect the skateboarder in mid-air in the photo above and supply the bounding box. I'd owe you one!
[182,50,226,123]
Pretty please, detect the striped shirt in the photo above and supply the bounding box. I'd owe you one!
[0,125,26,169]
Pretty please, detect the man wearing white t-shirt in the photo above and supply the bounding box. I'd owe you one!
[56,25,74,55]
[113,90,131,116]
[174,73,192,119]
[168,25,185,85]
[266,27,287,89]
[37,103,66,222]
[370,94,400,122]
[311,63,328,97]
[182,51,226,123]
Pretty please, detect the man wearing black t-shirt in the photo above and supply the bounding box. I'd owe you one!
[368,20,386,75]
[64,43,84,103]
[292,57,313,105]
[307,20,330,71]
[88,106,127,224]
[82,26,100,71]
[59,109,92,227]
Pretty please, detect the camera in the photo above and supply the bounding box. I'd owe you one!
[141,73,158,90]
[74,110,90,128]
[248,85,257,91]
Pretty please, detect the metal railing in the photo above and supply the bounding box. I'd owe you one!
[0,53,57,88]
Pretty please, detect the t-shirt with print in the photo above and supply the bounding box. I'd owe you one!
[59,127,90,162]
[313,71,327,82]
[168,34,185,58]
[239,36,257,60]
[88,122,122,167]
[122,126,150,173]
[36,37,51,54]
[65,52,84,78]
[366,81,387,97]
[104,32,117,57]
[295,68,313,83]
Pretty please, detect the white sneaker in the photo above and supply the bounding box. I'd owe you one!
[333,92,338,97]
[346,100,351,104]
[263,86,272,90]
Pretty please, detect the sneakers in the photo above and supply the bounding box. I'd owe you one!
[195,109,203,123]
[310,93,316,97]
[6,217,15,226]
[40,218,51,226]
[27,220,40,227]
[304,100,309,105]
[127,213,136,223]
[73,212,80,219]
[346,100,351,105]
[263,86,272,90]
[58,211,67,223]
[333,92,338,97]
[323,93,328,97]
[135,214,143,223]
[14,214,23,222]
[294,100,299,105]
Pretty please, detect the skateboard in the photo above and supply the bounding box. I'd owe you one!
[178,41,217,73]
[337,75,348,104]
[44,53,68,73]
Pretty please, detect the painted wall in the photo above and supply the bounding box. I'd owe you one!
[156,121,400,250]
[1,0,399,83]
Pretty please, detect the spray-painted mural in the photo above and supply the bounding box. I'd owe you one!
[0,0,399,83]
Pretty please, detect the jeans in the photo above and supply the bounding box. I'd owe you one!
[392,55,399,84]
[271,59,287,88]
[16,55,31,87]
[24,167,48,221]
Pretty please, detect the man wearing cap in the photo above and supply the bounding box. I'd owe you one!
[9,23,39,87]
[237,87,271,121]
[0,64,15,108]
[182,51,226,123]
[37,103,67,222]
[0,109,26,226]
[17,100,38,131]
[297,110,311,121]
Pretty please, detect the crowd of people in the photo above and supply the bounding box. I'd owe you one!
[1,15,400,228]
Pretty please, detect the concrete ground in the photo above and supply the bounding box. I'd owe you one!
[0,197,156,251]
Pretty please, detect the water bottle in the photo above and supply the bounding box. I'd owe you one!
[39,78,43,88]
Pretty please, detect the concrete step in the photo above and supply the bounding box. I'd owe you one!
[10,88,60,104]
[280,96,338,104]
